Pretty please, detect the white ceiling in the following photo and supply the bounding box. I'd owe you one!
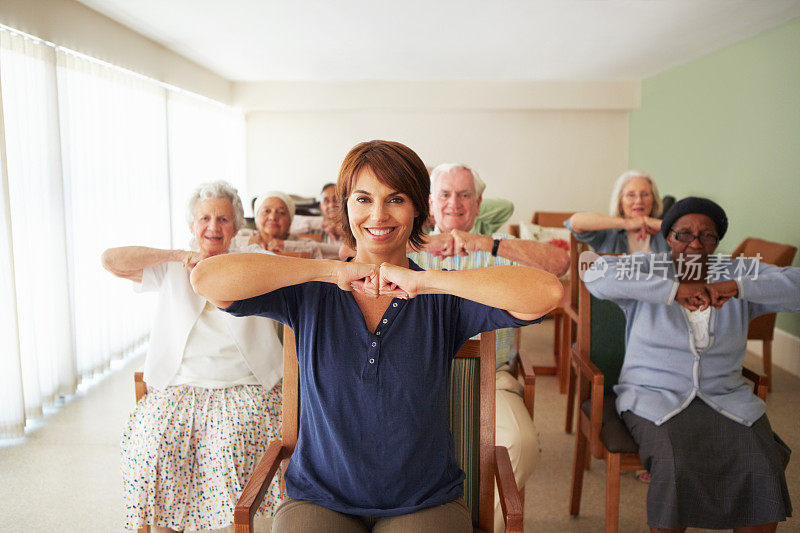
[76,0,800,82]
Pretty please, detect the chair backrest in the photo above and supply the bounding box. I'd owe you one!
[576,257,627,392]
[731,237,797,267]
[567,234,589,313]
[731,237,798,340]
[589,296,627,392]
[295,232,323,243]
[531,211,574,228]
[280,325,497,532]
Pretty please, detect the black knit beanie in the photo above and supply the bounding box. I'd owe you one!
[661,196,728,240]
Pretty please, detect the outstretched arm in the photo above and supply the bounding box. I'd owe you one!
[378,263,563,321]
[101,246,194,283]
[450,230,569,276]
[567,212,626,233]
[568,212,660,240]
[190,254,376,309]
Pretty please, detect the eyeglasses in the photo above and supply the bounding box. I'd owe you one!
[624,191,652,200]
[670,230,719,245]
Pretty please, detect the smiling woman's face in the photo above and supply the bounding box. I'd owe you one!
[619,177,654,219]
[191,197,236,256]
[346,168,417,260]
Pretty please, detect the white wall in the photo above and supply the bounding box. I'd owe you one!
[240,81,638,222]
[0,0,231,103]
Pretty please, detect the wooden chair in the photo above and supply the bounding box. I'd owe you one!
[531,212,574,390]
[731,237,797,391]
[233,328,523,533]
[562,234,587,433]
[509,334,535,420]
[294,232,323,242]
[567,267,769,533]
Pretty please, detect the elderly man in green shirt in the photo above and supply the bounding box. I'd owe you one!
[408,163,568,532]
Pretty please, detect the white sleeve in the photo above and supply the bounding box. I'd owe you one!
[135,262,169,293]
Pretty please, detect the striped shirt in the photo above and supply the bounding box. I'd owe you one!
[408,232,519,367]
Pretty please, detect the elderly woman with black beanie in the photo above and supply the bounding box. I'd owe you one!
[584,197,799,533]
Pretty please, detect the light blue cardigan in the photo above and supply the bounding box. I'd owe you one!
[564,218,670,254]
[585,253,800,426]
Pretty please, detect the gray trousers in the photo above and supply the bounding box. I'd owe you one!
[271,497,472,533]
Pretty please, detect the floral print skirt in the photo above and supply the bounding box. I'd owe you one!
[121,382,282,530]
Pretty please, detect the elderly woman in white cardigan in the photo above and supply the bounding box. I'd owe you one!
[102,181,283,533]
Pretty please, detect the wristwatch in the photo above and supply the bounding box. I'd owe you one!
[491,239,501,257]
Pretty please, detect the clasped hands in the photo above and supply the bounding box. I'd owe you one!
[675,280,738,311]
[420,229,492,259]
[624,216,661,241]
[337,261,421,300]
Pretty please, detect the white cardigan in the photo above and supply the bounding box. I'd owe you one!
[136,260,283,390]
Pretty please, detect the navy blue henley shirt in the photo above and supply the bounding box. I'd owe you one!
[225,260,540,517]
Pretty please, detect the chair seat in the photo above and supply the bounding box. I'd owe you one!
[580,394,638,454]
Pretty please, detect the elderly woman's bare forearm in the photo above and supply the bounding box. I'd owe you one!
[190,253,340,307]
[568,212,624,233]
[101,246,188,282]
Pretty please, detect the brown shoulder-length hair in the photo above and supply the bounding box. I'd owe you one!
[336,140,430,250]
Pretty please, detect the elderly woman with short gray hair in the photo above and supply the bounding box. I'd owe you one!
[101,180,283,533]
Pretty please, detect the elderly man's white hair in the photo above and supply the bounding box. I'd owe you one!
[185,180,246,232]
[429,163,487,197]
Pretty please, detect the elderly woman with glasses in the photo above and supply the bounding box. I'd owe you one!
[102,181,283,533]
[584,196,798,533]
[565,169,670,253]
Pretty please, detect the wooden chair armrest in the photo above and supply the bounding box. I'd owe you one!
[508,224,520,238]
[571,346,605,457]
[494,445,523,533]
[742,365,768,401]
[508,351,535,419]
[570,347,603,387]
[563,304,579,323]
[233,440,287,531]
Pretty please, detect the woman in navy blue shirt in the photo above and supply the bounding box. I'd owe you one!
[192,140,563,532]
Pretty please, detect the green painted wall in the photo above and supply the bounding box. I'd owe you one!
[629,17,800,338]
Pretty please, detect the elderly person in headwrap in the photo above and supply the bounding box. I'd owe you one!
[584,196,798,533]
[249,191,325,258]
[101,180,283,532]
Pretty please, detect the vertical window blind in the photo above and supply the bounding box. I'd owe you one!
[0,26,246,439]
